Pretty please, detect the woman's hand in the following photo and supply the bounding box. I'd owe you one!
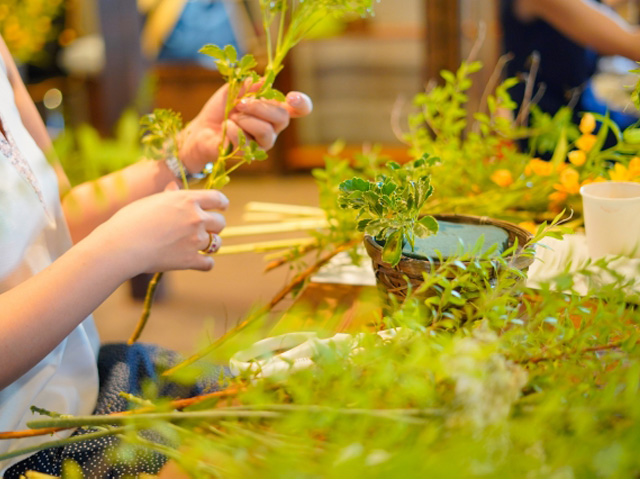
[177,84,313,173]
[89,183,229,276]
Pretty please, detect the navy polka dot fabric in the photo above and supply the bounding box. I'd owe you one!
[4,343,228,479]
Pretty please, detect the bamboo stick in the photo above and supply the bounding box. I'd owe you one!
[244,202,325,217]
[222,218,328,238]
[216,238,316,256]
[242,212,291,223]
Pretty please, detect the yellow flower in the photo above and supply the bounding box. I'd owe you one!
[490,169,513,187]
[609,162,629,181]
[579,113,596,135]
[567,150,586,167]
[576,134,597,153]
[607,159,640,182]
[525,158,553,176]
[628,157,640,178]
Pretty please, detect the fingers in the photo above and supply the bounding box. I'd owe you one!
[188,189,230,211]
[228,114,278,150]
[191,255,215,272]
[201,211,226,235]
[235,99,290,134]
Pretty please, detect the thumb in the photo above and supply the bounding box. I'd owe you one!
[164,181,180,192]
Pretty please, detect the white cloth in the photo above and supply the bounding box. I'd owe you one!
[0,55,100,474]
[230,329,405,380]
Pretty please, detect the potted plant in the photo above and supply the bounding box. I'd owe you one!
[338,154,534,301]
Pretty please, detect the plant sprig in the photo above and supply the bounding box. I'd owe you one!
[338,155,439,266]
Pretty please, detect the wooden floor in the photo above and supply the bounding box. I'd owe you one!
[93,173,320,355]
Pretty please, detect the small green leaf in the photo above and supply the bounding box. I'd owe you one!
[382,230,403,266]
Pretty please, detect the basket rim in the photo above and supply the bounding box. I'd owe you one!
[363,213,535,272]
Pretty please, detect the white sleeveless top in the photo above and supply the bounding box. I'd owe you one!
[0,58,100,473]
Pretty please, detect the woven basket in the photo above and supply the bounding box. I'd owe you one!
[363,213,535,301]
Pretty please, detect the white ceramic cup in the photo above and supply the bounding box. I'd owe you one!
[580,181,640,259]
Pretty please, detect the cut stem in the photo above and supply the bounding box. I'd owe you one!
[128,271,164,344]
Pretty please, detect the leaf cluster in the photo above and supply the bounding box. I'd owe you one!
[338,155,439,266]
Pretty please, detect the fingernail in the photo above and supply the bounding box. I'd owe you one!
[219,192,229,207]
[236,98,250,111]
[286,93,304,107]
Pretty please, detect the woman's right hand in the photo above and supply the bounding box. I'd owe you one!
[88,182,229,276]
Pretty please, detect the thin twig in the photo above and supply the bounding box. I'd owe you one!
[474,53,513,128]
[27,411,281,430]
[264,242,319,272]
[465,20,486,64]
[518,340,626,365]
[516,51,540,127]
[390,94,410,144]
[0,385,246,441]
[0,427,128,462]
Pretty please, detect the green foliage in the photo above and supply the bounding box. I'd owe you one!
[139,108,183,160]
[13,212,640,477]
[528,106,580,157]
[632,65,640,111]
[338,155,439,266]
[53,109,142,187]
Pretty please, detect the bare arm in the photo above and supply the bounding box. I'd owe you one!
[0,184,230,390]
[519,0,640,60]
[0,38,231,389]
[3,35,311,244]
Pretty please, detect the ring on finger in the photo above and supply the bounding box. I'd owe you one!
[202,233,222,254]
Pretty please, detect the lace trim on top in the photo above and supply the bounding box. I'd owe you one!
[0,110,52,219]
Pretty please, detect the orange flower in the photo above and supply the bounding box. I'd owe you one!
[518,221,538,234]
[554,167,581,194]
[579,113,596,135]
[525,158,554,176]
[567,150,586,167]
[490,169,513,187]
[576,134,597,152]
[580,176,607,187]
[548,191,569,211]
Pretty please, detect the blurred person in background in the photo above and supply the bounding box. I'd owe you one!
[501,0,640,129]
[140,0,256,67]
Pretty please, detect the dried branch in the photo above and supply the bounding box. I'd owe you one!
[515,51,540,127]
[264,241,320,272]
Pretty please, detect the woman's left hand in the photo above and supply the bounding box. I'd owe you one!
[177,84,313,173]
